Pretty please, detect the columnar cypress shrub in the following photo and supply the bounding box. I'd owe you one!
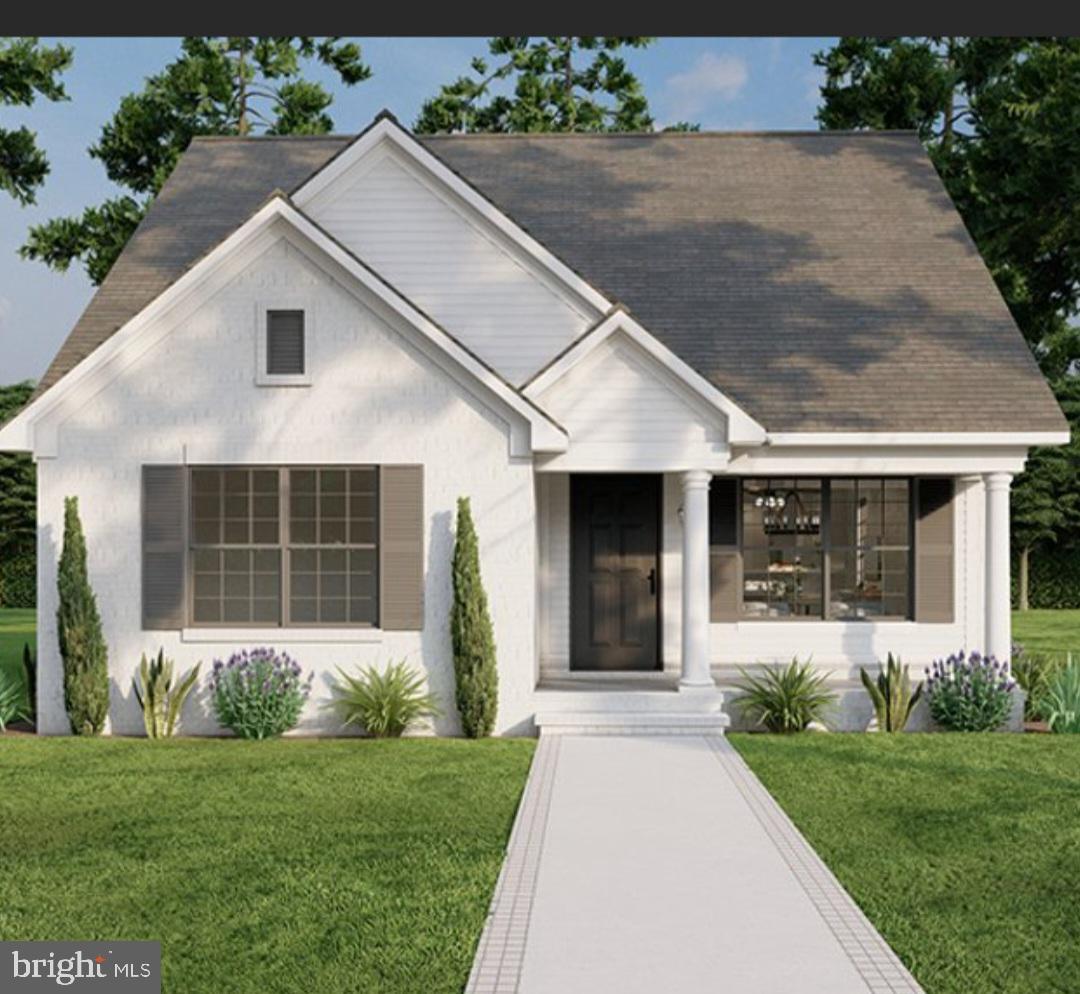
[56,496,109,735]
[450,496,498,738]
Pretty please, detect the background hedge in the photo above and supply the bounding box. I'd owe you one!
[0,554,35,608]
[1013,545,1080,609]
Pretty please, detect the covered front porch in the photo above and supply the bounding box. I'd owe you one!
[532,465,1018,734]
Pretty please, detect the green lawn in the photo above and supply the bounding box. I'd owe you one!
[0,738,534,994]
[1012,609,1080,657]
[732,734,1080,994]
[0,607,34,703]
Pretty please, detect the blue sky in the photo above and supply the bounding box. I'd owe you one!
[0,36,834,382]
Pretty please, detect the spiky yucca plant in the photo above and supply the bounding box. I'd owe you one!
[734,658,835,733]
[1040,655,1080,734]
[861,653,922,732]
[332,660,442,737]
[133,648,200,738]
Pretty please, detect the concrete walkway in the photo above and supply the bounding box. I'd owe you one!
[466,735,923,994]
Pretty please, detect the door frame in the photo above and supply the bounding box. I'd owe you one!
[568,473,663,672]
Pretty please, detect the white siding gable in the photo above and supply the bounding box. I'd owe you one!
[305,143,594,384]
[536,332,729,471]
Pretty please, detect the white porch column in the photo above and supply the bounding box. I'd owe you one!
[680,470,714,690]
[984,472,1013,661]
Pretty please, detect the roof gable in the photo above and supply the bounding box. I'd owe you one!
[294,117,601,383]
[0,196,569,457]
[20,118,1067,435]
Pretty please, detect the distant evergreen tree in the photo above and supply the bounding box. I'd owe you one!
[0,381,35,560]
[416,37,655,134]
[450,497,498,738]
[57,497,109,735]
[22,36,370,285]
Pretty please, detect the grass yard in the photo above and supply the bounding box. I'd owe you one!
[732,734,1080,994]
[1012,609,1080,657]
[0,607,34,704]
[0,738,534,994]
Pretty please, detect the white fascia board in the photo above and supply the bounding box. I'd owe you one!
[523,308,767,446]
[4,196,568,457]
[765,431,1071,447]
[278,201,567,452]
[291,116,611,316]
[0,198,287,455]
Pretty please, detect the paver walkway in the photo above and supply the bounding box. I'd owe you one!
[467,735,924,994]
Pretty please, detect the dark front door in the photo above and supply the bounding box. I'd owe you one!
[571,474,661,671]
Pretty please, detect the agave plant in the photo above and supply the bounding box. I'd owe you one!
[734,657,835,733]
[860,653,922,732]
[0,666,30,732]
[1040,655,1080,734]
[133,649,200,738]
[332,660,442,738]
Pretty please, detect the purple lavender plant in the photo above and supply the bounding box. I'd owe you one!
[208,648,313,739]
[924,650,1016,732]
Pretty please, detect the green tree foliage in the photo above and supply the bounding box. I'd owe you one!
[0,37,71,205]
[1013,380,1080,607]
[815,37,1080,366]
[57,496,109,735]
[815,38,1080,584]
[22,37,370,285]
[450,497,498,737]
[416,37,655,134]
[0,381,35,559]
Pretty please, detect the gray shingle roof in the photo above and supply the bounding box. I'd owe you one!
[32,129,1065,434]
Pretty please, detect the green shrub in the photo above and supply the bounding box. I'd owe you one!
[860,653,922,732]
[925,651,1015,731]
[0,665,30,731]
[450,496,498,738]
[734,658,835,733]
[209,648,311,739]
[332,660,442,737]
[1039,656,1080,733]
[1012,545,1080,609]
[133,648,200,738]
[57,496,109,735]
[1011,644,1062,720]
[0,553,35,608]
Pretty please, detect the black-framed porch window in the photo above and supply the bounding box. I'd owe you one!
[737,477,912,621]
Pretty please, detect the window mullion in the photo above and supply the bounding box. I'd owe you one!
[280,467,290,628]
[822,479,831,620]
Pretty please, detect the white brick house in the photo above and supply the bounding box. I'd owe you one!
[0,113,1066,735]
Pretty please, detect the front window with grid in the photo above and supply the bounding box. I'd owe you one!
[189,467,378,626]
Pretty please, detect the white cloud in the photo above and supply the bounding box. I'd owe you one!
[663,52,749,121]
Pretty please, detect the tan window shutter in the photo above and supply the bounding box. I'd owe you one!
[709,477,741,621]
[915,477,955,623]
[142,465,187,629]
[379,465,424,630]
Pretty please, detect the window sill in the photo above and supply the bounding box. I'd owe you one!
[254,375,311,387]
[181,627,384,644]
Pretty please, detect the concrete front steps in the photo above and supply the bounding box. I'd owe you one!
[534,682,730,736]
